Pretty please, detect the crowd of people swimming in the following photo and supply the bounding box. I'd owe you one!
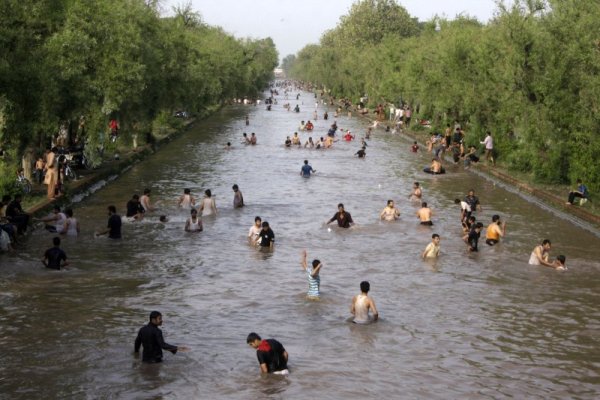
[0,80,574,375]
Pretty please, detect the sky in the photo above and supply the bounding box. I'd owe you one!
[160,0,509,61]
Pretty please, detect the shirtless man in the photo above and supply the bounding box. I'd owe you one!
[178,188,195,209]
[250,133,257,145]
[291,132,301,146]
[351,281,378,324]
[416,202,433,225]
[140,188,155,212]
[409,182,422,202]
[248,216,262,245]
[485,215,506,246]
[528,239,556,268]
[379,200,400,221]
[232,184,244,208]
[421,234,441,258]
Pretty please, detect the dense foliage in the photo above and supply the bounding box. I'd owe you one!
[288,0,600,194]
[0,0,277,187]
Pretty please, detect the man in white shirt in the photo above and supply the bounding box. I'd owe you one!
[480,131,495,165]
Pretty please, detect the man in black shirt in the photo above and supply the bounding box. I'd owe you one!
[246,332,288,374]
[355,147,366,158]
[327,203,354,228]
[126,194,145,220]
[42,237,68,270]
[258,221,275,250]
[464,222,484,252]
[134,311,188,363]
[465,190,482,214]
[6,194,29,234]
[96,205,122,239]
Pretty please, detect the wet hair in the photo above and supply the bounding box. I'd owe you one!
[254,216,262,223]
[360,281,370,293]
[492,215,500,222]
[337,203,344,209]
[468,216,476,223]
[53,237,60,246]
[414,182,420,187]
[475,222,484,229]
[542,239,551,246]
[246,332,261,343]
[232,184,239,191]
[226,142,231,146]
[312,259,321,268]
[191,209,197,215]
[432,234,440,239]
[144,188,151,195]
[132,194,139,200]
[261,221,269,228]
[149,311,161,321]
[108,205,116,213]
[454,199,461,204]
[304,160,308,164]
[387,200,393,206]
[159,215,167,222]
[557,255,566,264]
[205,189,211,197]
[243,133,247,137]
[65,208,73,217]
[421,202,427,207]
[184,188,191,194]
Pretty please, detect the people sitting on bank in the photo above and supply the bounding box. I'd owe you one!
[566,179,588,205]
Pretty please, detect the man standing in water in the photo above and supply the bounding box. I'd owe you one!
[465,190,482,214]
[232,184,244,208]
[301,250,323,299]
[96,205,122,239]
[327,203,354,228]
[258,221,275,250]
[134,311,188,363]
[409,182,422,202]
[140,188,155,213]
[421,234,441,259]
[351,281,379,324]
[380,200,400,221]
[416,202,433,225]
[485,215,506,246]
[528,239,557,268]
[300,160,316,177]
[246,332,289,375]
[42,237,68,270]
[248,216,262,245]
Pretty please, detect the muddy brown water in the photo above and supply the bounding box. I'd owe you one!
[1,90,599,399]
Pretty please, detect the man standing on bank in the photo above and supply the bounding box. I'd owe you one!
[246,332,289,375]
[134,311,189,363]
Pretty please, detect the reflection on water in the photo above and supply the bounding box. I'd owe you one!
[1,89,600,399]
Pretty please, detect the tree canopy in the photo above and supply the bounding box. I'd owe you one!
[289,0,600,194]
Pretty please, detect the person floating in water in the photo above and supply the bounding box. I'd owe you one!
[351,281,379,324]
[300,160,316,178]
[134,311,189,363]
[246,332,289,375]
[301,250,322,299]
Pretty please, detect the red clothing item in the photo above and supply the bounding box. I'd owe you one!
[258,340,271,352]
